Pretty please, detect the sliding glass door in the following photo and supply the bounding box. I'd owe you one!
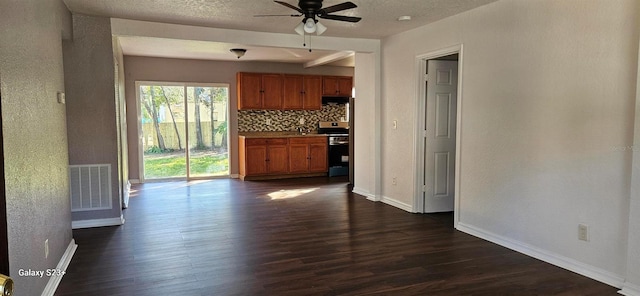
[138,82,229,181]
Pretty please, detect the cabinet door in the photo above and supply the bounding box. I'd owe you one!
[322,76,338,96]
[303,75,323,110]
[267,144,289,174]
[262,74,283,109]
[308,142,328,172]
[237,73,262,110]
[245,145,268,175]
[288,143,309,173]
[337,77,353,97]
[283,75,304,110]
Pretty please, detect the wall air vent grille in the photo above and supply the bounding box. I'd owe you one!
[69,164,112,212]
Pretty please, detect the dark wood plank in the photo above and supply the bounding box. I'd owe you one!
[55,177,617,296]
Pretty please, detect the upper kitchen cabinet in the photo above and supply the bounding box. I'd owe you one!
[322,76,352,97]
[237,72,283,110]
[283,75,322,110]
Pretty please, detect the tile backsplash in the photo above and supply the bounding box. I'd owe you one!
[238,103,347,132]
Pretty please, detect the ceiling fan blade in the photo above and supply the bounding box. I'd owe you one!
[319,14,362,23]
[274,1,303,13]
[320,2,357,14]
[254,14,302,17]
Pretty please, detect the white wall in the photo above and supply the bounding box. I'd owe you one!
[381,0,638,287]
[353,52,379,200]
[623,32,640,296]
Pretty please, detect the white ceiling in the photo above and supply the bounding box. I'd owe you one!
[63,0,498,66]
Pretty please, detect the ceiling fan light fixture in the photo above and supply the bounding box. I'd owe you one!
[230,48,247,59]
[294,22,305,35]
[315,21,327,35]
[303,18,317,33]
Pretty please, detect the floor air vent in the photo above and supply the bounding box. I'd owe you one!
[69,164,112,211]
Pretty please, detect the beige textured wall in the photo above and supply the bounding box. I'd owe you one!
[625,31,640,294]
[123,56,353,180]
[381,0,638,284]
[0,0,73,295]
[63,15,122,220]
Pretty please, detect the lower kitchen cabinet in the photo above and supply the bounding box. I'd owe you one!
[289,137,328,173]
[239,138,288,177]
[239,136,328,180]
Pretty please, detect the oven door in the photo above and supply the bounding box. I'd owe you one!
[328,136,349,176]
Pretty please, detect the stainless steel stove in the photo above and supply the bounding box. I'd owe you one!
[318,121,349,177]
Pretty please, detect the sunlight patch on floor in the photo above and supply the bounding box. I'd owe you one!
[267,188,319,200]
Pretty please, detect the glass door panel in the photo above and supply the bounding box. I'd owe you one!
[140,85,187,179]
[186,86,229,177]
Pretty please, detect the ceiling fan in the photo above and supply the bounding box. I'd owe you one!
[256,0,362,35]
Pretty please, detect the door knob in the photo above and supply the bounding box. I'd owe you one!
[0,274,13,296]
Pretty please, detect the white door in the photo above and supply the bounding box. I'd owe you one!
[424,60,458,212]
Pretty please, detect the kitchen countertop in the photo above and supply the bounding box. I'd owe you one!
[239,131,328,138]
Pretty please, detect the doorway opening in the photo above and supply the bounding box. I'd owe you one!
[137,82,230,181]
[414,45,463,227]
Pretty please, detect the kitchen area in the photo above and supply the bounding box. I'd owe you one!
[237,72,354,182]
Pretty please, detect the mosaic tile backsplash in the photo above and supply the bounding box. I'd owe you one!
[238,103,347,132]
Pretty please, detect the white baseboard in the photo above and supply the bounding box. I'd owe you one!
[380,196,413,212]
[620,282,640,296]
[72,215,125,229]
[352,187,377,201]
[456,222,625,289]
[41,239,77,296]
[122,180,131,209]
[129,179,141,184]
[230,174,240,179]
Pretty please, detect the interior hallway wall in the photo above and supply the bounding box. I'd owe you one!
[381,0,639,286]
[0,0,74,294]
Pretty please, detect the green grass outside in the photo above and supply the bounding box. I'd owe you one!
[144,153,229,179]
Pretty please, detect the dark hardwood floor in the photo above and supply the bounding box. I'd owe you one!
[55,177,617,296]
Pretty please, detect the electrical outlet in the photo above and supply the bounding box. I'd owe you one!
[45,239,49,258]
[57,92,65,104]
[578,224,589,241]
[392,177,397,185]
[393,120,397,130]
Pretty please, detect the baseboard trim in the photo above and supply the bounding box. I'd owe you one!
[230,174,240,179]
[129,179,141,184]
[41,239,77,296]
[620,282,640,296]
[72,215,125,229]
[380,196,413,212]
[456,222,625,289]
[352,187,377,201]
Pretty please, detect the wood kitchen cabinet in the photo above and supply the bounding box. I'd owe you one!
[289,137,328,173]
[239,138,288,177]
[322,76,353,97]
[239,136,328,180]
[237,72,283,110]
[283,75,322,110]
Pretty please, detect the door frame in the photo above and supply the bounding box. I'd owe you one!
[413,44,464,228]
[135,81,231,182]
[0,86,8,275]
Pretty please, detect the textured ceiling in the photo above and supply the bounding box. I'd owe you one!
[63,0,498,64]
